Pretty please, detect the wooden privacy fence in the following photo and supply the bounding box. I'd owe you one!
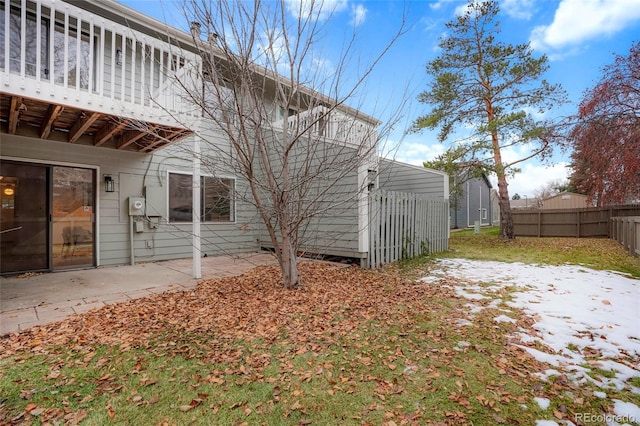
[512,205,640,237]
[368,190,449,268]
[610,217,640,257]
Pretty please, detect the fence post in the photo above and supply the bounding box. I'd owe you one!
[537,211,541,237]
[576,210,580,238]
[609,208,613,237]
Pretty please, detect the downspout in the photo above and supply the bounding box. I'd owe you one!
[467,181,471,228]
[479,185,482,225]
[193,134,202,279]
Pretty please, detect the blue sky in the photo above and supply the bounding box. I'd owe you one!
[120,0,640,198]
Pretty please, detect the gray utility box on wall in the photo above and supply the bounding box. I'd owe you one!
[144,186,166,218]
[128,197,146,216]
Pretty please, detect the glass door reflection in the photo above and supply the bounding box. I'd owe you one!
[51,166,95,269]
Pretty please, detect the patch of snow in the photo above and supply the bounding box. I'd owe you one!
[515,331,539,343]
[403,365,418,374]
[613,399,640,423]
[465,303,484,314]
[494,314,516,323]
[488,299,501,308]
[455,318,473,327]
[428,259,640,392]
[535,420,559,426]
[533,369,562,382]
[516,345,560,367]
[455,287,486,300]
[534,397,551,409]
[594,391,607,398]
[457,341,470,347]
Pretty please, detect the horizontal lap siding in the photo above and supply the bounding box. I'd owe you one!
[255,133,363,258]
[1,134,258,267]
[378,159,446,197]
[297,175,360,256]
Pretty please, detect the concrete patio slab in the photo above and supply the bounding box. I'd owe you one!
[0,252,276,335]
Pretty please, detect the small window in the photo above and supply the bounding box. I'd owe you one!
[168,173,234,223]
[481,208,487,220]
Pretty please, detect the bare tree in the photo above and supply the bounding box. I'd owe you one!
[155,0,406,288]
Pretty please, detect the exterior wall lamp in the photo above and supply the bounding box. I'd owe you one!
[104,174,115,192]
[116,49,123,66]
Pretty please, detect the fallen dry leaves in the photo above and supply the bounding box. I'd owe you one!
[0,261,593,425]
[0,262,476,424]
[0,262,450,359]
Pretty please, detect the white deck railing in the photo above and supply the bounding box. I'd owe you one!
[272,105,377,148]
[1,0,202,128]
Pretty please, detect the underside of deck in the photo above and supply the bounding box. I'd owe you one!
[0,93,192,152]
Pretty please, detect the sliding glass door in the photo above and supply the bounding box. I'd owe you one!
[0,162,48,273]
[0,161,95,274]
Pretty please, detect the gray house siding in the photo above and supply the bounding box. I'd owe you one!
[450,176,493,228]
[1,132,258,268]
[254,132,365,259]
[253,154,450,260]
[378,159,448,198]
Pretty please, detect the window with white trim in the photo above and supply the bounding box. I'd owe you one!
[168,173,234,223]
[481,208,487,220]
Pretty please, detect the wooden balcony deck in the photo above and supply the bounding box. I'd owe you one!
[0,0,201,152]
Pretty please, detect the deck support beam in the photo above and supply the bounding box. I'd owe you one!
[94,120,128,146]
[40,104,64,139]
[117,126,156,149]
[8,96,23,134]
[68,112,101,143]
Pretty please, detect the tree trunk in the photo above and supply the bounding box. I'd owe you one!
[279,234,300,290]
[496,174,515,239]
[486,105,515,240]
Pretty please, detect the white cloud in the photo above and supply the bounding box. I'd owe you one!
[429,0,455,11]
[393,133,570,199]
[420,16,440,32]
[454,3,472,16]
[530,0,640,51]
[285,0,348,21]
[350,4,367,26]
[390,139,446,166]
[489,161,571,198]
[502,0,535,20]
[308,56,336,82]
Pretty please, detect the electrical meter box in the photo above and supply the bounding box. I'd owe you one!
[128,197,146,216]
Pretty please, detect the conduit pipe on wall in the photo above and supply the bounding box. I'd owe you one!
[130,215,135,265]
